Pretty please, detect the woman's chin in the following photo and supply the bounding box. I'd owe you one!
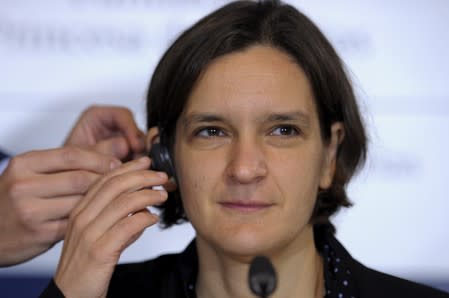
[196,221,312,261]
[210,229,282,259]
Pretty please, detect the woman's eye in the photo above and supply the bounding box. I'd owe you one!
[196,127,225,137]
[270,126,299,136]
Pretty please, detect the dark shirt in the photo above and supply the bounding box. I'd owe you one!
[40,225,449,298]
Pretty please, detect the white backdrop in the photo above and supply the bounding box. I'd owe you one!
[1,0,448,283]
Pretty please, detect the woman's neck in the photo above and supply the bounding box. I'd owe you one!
[195,226,324,298]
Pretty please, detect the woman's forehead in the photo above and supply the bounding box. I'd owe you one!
[182,46,317,121]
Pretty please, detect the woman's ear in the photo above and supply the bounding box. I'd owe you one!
[145,126,160,152]
[319,122,345,189]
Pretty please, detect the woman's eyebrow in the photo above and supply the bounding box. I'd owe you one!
[181,113,226,127]
[181,111,311,127]
[264,111,311,126]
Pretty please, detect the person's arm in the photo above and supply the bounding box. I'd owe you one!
[0,105,144,267]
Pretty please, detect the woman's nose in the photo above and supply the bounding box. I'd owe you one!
[225,136,268,184]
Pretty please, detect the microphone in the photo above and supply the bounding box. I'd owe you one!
[248,255,277,298]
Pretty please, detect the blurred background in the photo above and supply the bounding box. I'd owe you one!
[1,0,448,296]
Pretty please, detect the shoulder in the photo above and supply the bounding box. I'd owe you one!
[108,252,183,294]
[106,240,198,298]
[350,257,449,298]
[317,226,449,298]
[113,251,181,279]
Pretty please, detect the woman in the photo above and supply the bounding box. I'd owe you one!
[41,1,448,297]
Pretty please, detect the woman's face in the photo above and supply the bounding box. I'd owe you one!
[174,45,342,257]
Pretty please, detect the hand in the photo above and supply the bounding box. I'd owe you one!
[64,105,145,160]
[54,157,168,298]
[0,147,122,267]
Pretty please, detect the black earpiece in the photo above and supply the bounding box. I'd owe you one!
[149,142,176,179]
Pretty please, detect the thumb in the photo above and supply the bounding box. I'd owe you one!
[92,137,131,160]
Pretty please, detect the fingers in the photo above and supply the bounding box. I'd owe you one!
[37,196,81,221]
[95,209,158,256]
[64,105,145,159]
[92,136,130,160]
[84,188,166,241]
[8,195,79,229]
[87,106,145,154]
[15,147,121,174]
[17,171,99,198]
[74,169,167,227]
[71,157,166,223]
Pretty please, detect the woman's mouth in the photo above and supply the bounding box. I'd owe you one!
[219,201,274,212]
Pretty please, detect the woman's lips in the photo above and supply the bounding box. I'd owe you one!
[219,201,274,212]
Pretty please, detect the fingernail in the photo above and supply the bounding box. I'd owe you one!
[158,189,168,199]
[156,172,168,179]
[149,214,160,224]
[110,159,122,170]
[139,156,150,163]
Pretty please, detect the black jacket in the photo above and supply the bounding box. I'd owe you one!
[40,225,449,298]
